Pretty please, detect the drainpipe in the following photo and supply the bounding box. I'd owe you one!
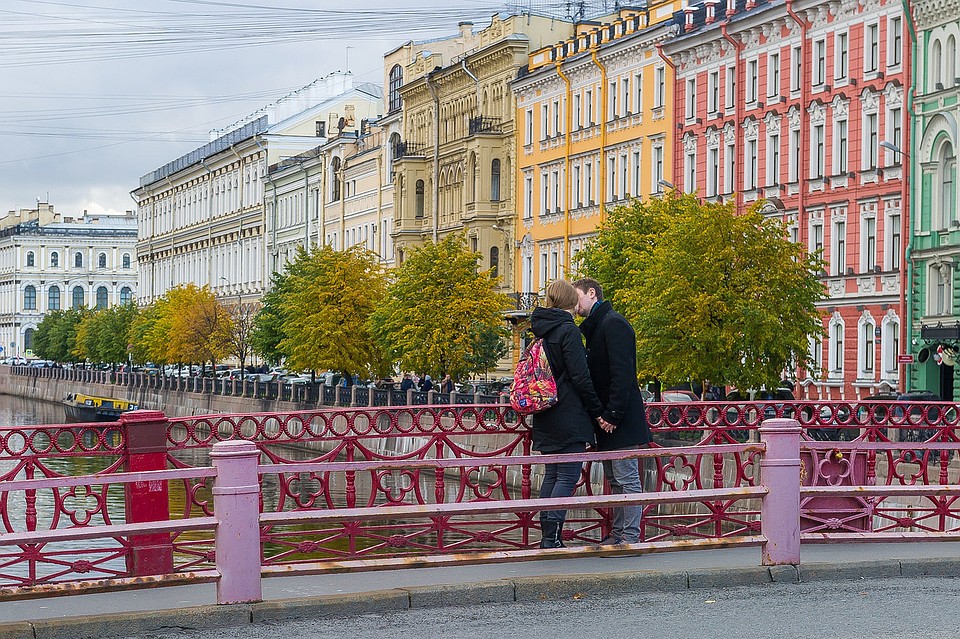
[556,60,574,272]
[461,58,481,113]
[785,1,810,249]
[901,0,918,392]
[656,43,678,192]
[721,21,745,214]
[590,46,609,222]
[425,73,441,243]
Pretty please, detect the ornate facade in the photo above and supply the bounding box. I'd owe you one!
[133,73,381,303]
[909,0,960,400]
[392,14,579,293]
[0,203,137,360]
[663,0,908,399]
[512,3,682,299]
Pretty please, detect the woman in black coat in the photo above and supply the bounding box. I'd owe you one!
[529,280,603,548]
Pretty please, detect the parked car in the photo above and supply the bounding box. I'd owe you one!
[246,372,279,383]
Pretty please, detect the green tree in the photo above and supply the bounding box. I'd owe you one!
[278,245,390,378]
[578,193,826,392]
[251,271,292,365]
[370,234,511,380]
[33,308,85,363]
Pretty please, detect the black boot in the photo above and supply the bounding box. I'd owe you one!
[556,520,567,547]
[539,520,563,549]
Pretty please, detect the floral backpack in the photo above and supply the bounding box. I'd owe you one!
[509,338,559,415]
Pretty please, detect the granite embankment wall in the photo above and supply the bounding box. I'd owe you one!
[0,368,306,418]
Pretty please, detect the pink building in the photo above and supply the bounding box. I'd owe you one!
[662,0,908,399]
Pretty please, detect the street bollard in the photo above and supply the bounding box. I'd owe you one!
[121,410,174,576]
[211,440,263,604]
[759,417,801,565]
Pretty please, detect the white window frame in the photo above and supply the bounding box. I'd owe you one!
[767,133,780,187]
[834,118,848,175]
[746,59,758,103]
[888,16,903,68]
[708,70,720,114]
[813,39,827,86]
[881,316,900,374]
[858,315,876,378]
[865,23,880,73]
[861,214,877,272]
[724,141,736,194]
[707,145,719,197]
[767,52,780,98]
[686,77,697,120]
[835,31,849,80]
[744,138,757,191]
[832,217,847,275]
[828,316,845,378]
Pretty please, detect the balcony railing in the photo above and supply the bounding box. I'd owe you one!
[393,141,428,159]
[509,292,541,310]
[469,116,503,135]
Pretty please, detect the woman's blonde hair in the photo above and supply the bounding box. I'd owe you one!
[543,279,579,311]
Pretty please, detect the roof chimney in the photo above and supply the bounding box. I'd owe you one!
[459,21,474,39]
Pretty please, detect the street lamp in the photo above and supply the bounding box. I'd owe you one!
[879,140,905,156]
[657,179,675,191]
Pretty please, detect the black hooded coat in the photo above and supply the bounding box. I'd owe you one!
[529,306,603,453]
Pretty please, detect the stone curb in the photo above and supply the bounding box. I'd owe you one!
[3,559,959,638]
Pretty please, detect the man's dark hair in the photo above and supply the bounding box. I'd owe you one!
[572,277,604,301]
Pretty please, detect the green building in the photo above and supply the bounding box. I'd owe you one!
[909,0,960,400]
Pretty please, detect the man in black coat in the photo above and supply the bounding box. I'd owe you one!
[574,277,652,546]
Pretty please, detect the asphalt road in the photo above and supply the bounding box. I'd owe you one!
[128,576,960,639]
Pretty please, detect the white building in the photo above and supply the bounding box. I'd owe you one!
[133,72,382,303]
[0,203,138,359]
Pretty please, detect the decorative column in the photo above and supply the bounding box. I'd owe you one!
[211,440,263,604]
[759,417,801,565]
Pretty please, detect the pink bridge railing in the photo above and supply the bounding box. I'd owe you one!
[0,401,958,601]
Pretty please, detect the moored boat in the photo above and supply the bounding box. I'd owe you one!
[63,393,139,422]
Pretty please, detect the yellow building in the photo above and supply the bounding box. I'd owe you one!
[511,3,681,300]
[392,13,579,294]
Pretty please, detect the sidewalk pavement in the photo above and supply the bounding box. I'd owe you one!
[2,541,960,639]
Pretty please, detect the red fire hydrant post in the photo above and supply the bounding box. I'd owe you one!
[121,410,174,575]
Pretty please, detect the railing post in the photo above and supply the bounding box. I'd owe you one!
[759,417,801,565]
[121,410,174,575]
[210,440,262,604]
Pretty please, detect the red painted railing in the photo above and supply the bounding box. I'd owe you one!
[1,401,958,599]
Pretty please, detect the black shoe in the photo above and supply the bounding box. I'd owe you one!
[539,520,563,549]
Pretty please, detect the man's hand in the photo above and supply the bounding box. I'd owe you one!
[597,417,616,433]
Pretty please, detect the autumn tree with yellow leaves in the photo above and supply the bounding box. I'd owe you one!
[370,234,510,381]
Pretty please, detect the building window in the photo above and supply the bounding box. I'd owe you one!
[882,318,900,373]
[708,71,719,114]
[829,318,845,376]
[415,179,425,218]
[811,221,824,256]
[490,246,499,278]
[929,262,953,316]
[707,146,719,197]
[745,139,757,190]
[724,141,735,193]
[887,108,903,164]
[652,144,664,193]
[48,285,60,311]
[120,286,132,305]
[74,252,83,268]
[809,336,823,375]
[122,253,131,269]
[746,59,758,103]
[864,112,878,169]
[26,251,35,267]
[888,212,901,270]
[685,78,696,119]
[573,93,582,129]
[524,109,533,145]
[767,134,780,186]
[524,176,533,218]
[835,32,849,80]
[725,66,736,109]
[813,39,826,86]
[860,319,876,376]
[835,119,848,174]
[863,216,877,271]
[24,328,34,353]
[388,64,403,113]
[833,219,847,275]
[812,124,825,178]
[865,23,880,73]
[98,252,107,268]
[72,286,85,309]
[96,286,108,310]
[789,127,800,182]
[889,17,902,67]
[939,141,957,228]
[330,157,341,202]
[50,252,58,268]
[684,150,696,194]
[767,52,780,97]
[23,285,36,310]
[791,45,802,92]
[654,66,665,109]
[491,159,501,202]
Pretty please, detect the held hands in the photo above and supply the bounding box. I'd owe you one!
[597,417,616,433]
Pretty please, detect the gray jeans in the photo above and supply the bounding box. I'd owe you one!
[601,447,643,543]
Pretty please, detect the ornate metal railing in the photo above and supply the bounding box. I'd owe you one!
[468,116,503,135]
[392,140,427,159]
[1,400,959,595]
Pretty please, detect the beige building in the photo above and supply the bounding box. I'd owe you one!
[391,13,578,293]
[133,72,382,303]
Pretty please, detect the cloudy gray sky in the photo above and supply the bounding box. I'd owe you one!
[0,0,562,216]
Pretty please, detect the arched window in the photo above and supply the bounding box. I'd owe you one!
[48,286,60,311]
[947,36,957,87]
[74,252,83,268]
[828,315,845,378]
[26,252,35,267]
[928,262,953,316]
[72,286,85,309]
[331,156,342,202]
[23,285,36,310]
[388,132,401,183]
[491,159,501,202]
[388,64,403,113]
[50,252,58,268]
[859,318,876,377]
[881,317,900,374]
[95,286,108,309]
[122,253,131,269]
[120,286,133,305]
[24,328,34,353]
[490,246,500,278]
[933,39,943,88]
[98,253,107,268]
[939,140,956,228]
[415,180,425,218]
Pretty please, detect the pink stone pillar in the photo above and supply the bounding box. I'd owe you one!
[122,410,174,575]
[210,440,262,604]
[759,417,801,565]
